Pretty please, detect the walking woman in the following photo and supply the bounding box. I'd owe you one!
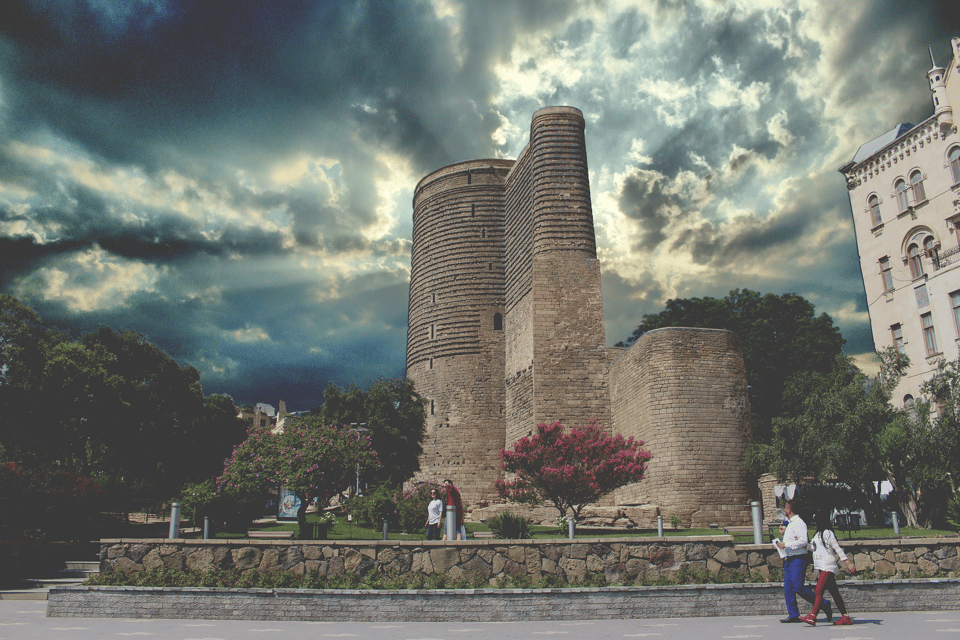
[801,509,856,626]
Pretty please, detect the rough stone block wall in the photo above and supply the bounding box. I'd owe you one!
[95,537,960,586]
[408,160,513,505]
[610,328,754,527]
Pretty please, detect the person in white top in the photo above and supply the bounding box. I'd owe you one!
[801,509,856,626]
[775,500,831,623]
[425,488,443,540]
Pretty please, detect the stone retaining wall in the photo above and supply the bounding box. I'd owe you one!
[98,536,960,584]
[47,579,960,621]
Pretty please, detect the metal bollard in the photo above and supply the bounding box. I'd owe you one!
[657,515,664,537]
[203,516,210,540]
[567,517,575,539]
[892,511,900,535]
[383,518,389,541]
[751,501,763,544]
[445,503,457,541]
[168,502,181,540]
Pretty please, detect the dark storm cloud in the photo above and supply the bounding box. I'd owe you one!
[617,170,683,251]
[0,0,522,174]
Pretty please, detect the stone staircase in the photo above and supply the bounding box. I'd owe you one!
[0,560,99,600]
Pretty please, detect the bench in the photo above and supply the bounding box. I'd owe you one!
[246,530,295,539]
[472,531,496,539]
[834,513,861,533]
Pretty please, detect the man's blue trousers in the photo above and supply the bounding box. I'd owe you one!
[783,555,826,618]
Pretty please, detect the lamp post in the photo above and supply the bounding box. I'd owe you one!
[349,423,368,496]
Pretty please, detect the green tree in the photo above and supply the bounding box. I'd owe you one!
[747,354,897,523]
[315,377,426,487]
[619,289,845,443]
[0,297,246,500]
[882,355,960,527]
[217,417,379,537]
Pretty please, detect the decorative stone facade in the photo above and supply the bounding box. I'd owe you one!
[98,536,960,586]
[408,106,755,526]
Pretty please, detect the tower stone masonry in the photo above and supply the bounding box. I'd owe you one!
[407,106,755,527]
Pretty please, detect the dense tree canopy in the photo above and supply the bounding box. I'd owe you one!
[749,348,960,528]
[0,295,247,498]
[217,417,378,536]
[496,421,651,520]
[746,354,897,523]
[619,289,845,444]
[314,377,426,487]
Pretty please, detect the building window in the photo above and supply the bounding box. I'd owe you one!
[915,283,929,308]
[891,323,905,353]
[493,313,503,330]
[952,291,960,336]
[949,146,960,185]
[868,195,882,226]
[924,236,939,270]
[921,312,938,356]
[910,170,926,203]
[908,243,925,279]
[895,178,910,212]
[880,257,894,292]
[904,395,917,420]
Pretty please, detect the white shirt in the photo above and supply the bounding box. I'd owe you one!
[427,498,443,525]
[809,529,848,573]
[781,514,809,557]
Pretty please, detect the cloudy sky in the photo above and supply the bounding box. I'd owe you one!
[1,0,958,410]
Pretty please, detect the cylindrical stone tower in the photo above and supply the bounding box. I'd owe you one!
[504,106,611,448]
[407,159,514,504]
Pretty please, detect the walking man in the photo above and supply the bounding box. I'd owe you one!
[776,500,831,623]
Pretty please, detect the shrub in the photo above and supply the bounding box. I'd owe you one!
[347,484,397,528]
[487,512,534,539]
[670,514,682,530]
[394,480,444,534]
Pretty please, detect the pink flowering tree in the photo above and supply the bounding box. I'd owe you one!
[217,417,378,537]
[495,421,651,521]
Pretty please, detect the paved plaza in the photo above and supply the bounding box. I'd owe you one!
[2,602,958,640]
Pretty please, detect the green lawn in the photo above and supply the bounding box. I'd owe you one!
[193,514,956,542]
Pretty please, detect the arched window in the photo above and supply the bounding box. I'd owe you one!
[924,236,939,269]
[904,395,917,421]
[493,313,503,331]
[868,195,881,226]
[908,243,925,279]
[950,146,960,185]
[895,178,910,212]
[910,170,926,203]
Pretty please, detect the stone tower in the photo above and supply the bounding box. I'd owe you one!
[407,106,755,526]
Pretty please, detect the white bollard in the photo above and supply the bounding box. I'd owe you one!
[567,517,575,539]
[656,515,664,537]
[168,503,181,540]
[892,511,900,535]
[751,501,763,544]
[445,503,457,541]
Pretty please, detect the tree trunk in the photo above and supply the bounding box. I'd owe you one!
[296,491,310,539]
[884,468,921,528]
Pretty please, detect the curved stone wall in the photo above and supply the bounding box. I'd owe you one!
[610,328,754,527]
[408,159,513,503]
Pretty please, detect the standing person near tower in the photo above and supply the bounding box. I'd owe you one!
[801,509,856,626]
[425,489,443,540]
[775,500,832,623]
[443,479,467,540]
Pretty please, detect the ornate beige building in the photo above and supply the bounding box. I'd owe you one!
[406,107,756,527]
[840,37,960,407]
